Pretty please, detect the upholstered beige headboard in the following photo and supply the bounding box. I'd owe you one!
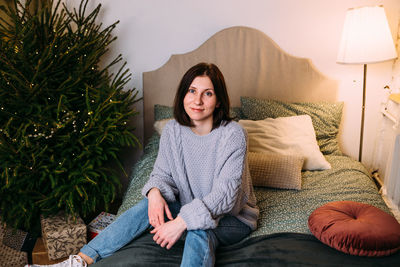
[143,26,338,141]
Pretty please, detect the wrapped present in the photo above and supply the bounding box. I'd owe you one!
[0,223,28,266]
[2,226,36,252]
[2,227,28,251]
[32,237,68,265]
[40,212,87,260]
[88,212,116,240]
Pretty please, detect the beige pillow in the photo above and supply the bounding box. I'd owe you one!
[154,119,172,135]
[239,115,331,171]
[248,152,304,190]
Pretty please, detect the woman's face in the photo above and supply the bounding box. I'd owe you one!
[183,75,219,127]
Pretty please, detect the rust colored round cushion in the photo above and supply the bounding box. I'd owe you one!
[308,201,400,257]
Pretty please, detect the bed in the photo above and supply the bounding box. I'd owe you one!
[93,26,400,266]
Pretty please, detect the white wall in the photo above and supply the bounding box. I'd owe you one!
[64,0,400,188]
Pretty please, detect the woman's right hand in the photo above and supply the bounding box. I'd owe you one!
[147,188,173,228]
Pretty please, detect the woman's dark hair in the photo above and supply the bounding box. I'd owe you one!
[173,63,232,129]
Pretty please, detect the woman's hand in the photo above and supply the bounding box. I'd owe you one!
[151,216,187,249]
[147,187,173,228]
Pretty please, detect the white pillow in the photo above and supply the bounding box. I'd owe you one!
[239,115,331,171]
[154,119,172,135]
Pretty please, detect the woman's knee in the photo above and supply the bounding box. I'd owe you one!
[186,230,218,248]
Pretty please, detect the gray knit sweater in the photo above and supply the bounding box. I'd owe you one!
[141,120,259,231]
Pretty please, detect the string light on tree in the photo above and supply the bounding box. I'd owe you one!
[0,0,140,235]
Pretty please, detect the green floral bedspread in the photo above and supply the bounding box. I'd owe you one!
[118,134,390,238]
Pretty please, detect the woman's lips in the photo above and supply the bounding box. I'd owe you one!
[191,108,204,112]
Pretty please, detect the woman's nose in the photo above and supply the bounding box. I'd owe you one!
[194,94,203,105]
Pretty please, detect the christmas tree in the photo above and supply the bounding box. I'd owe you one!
[0,0,140,234]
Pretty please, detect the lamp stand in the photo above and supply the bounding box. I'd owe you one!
[359,64,367,162]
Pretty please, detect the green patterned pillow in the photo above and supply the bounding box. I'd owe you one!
[118,134,160,216]
[240,97,343,155]
[154,104,244,121]
[154,104,174,121]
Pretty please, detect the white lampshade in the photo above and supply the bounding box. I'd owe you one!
[337,6,397,64]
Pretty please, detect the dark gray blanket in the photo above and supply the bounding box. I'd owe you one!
[93,232,400,267]
[108,135,398,266]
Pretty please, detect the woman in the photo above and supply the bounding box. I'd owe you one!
[34,63,259,267]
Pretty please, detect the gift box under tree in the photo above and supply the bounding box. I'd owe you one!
[40,212,87,260]
[32,237,68,265]
[0,221,28,266]
[88,212,116,241]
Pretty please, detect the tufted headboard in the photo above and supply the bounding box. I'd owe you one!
[143,26,338,141]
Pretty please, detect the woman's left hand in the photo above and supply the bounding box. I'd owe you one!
[151,216,187,249]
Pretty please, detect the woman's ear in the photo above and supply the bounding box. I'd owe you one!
[216,102,220,108]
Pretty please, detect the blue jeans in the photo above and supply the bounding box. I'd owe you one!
[80,199,251,267]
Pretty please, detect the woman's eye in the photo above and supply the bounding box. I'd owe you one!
[205,91,213,96]
[188,89,195,93]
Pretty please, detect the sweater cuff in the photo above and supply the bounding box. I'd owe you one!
[141,180,176,202]
[178,199,218,230]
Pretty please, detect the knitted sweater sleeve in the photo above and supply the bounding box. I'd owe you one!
[178,127,247,230]
[141,124,178,202]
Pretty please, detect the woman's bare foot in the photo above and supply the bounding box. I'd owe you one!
[78,252,94,265]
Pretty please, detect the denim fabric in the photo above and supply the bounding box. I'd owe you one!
[80,198,150,263]
[211,215,252,246]
[81,199,251,266]
[181,216,251,266]
[181,230,217,267]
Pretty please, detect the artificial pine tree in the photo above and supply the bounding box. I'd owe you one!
[0,0,140,234]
